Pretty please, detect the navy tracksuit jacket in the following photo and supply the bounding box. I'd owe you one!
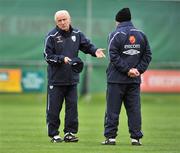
[104,21,152,139]
[44,26,97,86]
[44,26,97,137]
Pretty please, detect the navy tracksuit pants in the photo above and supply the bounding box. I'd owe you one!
[104,83,143,139]
[46,85,78,137]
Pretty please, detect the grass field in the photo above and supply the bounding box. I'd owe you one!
[0,93,180,153]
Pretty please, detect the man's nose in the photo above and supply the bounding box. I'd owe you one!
[61,20,65,24]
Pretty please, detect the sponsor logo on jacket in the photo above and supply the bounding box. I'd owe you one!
[124,44,140,49]
[56,36,63,43]
[123,49,140,55]
[123,35,140,55]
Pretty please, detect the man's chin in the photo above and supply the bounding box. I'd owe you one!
[62,27,69,31]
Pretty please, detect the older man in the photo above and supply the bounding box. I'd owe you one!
[44,10,105,143]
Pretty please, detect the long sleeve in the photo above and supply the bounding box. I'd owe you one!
[136,35,152,74]
[108,32,130,73]
[43,34,65,65]
[79,32,97,57]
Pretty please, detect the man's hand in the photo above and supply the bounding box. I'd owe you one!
[128,68,140,77]
[95,48,106,58]
[64,57,72,64]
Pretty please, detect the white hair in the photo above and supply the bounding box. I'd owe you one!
[54,10,71,22]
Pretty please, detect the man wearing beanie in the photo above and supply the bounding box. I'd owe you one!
[102,8,152,145]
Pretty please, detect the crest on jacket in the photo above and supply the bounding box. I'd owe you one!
[71,36,76,42]
[129,35,136,44]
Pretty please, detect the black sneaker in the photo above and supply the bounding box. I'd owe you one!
[64,132,79,142]
[101,138,116,145]
[131,138,142,146]
[51,135,63,143]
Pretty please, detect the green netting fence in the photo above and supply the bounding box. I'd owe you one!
[0,0,180,93]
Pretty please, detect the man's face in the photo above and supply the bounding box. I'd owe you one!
[56,13,71,31]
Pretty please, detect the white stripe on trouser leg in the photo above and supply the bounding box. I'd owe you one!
[47,94,50,111]
[47,94,50,133]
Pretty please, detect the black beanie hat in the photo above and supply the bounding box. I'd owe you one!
[115,8,131,22]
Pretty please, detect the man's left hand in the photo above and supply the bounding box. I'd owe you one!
[95,48,106,58]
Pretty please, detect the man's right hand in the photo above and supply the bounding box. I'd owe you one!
[64,57,72,64]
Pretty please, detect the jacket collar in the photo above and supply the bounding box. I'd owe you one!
[56,25,73,37]
[116,21,134,29]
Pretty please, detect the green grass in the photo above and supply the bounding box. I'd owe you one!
[0,93,180,153]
